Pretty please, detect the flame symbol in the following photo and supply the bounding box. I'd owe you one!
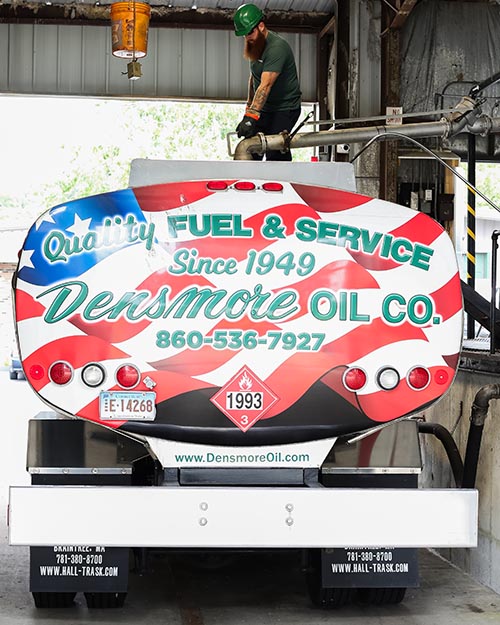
[238,372,253,391]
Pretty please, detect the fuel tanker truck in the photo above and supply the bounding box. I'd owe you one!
[8,159,477,609]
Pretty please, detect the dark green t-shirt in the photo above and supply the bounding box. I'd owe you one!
[250,31,302,112]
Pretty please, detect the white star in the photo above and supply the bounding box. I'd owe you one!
[67,213,92,238]
[35,212,56,230]
[19,249,35,270]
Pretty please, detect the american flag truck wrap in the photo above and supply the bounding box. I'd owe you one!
[8,162,477,609]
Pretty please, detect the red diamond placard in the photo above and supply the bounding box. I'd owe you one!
[210,366,280,432]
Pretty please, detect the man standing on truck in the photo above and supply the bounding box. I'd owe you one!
[233,3,302,161]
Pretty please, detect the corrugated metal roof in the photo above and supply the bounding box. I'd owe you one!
[0,0,334,9]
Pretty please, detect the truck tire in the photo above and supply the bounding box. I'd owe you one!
[84,592,127,608]
[357,587,406,605]
[308,586,355,609]
[305,550,354,609]
[32,592,76,608]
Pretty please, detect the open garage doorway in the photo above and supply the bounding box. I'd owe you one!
[0,95,314,363]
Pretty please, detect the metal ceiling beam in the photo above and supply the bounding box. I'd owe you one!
[0,4,332,32]
[380,2,400,203]
[389,0,418,30]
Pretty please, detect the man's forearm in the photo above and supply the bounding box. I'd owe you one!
[247,71,279,114]
[249,83,271,114]
[246,76,255,107]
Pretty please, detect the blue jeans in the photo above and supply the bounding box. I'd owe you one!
[253,108,301,161]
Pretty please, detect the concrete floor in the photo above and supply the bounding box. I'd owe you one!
[1,536,500,624]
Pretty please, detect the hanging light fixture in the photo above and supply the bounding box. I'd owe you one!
[110,0,151,80]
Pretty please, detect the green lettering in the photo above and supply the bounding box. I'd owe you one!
[382,293,406,323]
[43,232,67,262]
[38,281,88,323]
[295,217,317,242]
[338,225,361,251]
[391,238,413,263]
[360,230,383,254]
[411,244,434,271]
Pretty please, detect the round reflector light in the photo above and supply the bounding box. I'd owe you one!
[49,361,73,385]
[234,181,256,191]
[435,369,449,385]
[407,366,430,390]
[377,367,400,391]
[207,180,228,191]
[29,364,45,381]
[116,364,140,389]
[343,367,367,392]
[82,363,106,388]
[262,182,283,192]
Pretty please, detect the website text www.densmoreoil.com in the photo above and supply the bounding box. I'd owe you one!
[174,450,310,464]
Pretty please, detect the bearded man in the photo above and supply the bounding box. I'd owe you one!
[233,3,302,161]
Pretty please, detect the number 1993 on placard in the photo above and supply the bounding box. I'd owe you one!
[226,391,263,410]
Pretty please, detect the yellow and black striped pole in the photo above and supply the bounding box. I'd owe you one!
[467,134,476,339]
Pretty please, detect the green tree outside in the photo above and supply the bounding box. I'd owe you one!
[2,100,313,228]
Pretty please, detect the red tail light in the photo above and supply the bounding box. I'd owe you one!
[29,364,45,381]
[262,182,283,192]
[408,366,430,390]
[116,364,140,389]
[207,181,228,191]
[234,181,256,191]
[435,369,449,385]
[343,367,367,391]
[49,362,73,385]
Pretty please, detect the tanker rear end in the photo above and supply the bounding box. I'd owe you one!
[8,161,475,610]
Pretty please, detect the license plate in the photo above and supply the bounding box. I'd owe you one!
[99,391,156,421]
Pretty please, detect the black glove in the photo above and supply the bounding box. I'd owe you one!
[236,113,259,139]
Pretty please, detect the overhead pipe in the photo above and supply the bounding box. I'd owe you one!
[234,119,453,160]
[233,103,500,161]
[462,384,500,489]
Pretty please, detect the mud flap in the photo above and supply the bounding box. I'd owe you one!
[30,546,129,593]
[321,547,419,588]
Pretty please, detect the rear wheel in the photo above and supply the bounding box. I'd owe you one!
[305,550,355,609]
[84,592,127,609]
[357,587,406,605]
[308,585,355,609]
[32,592,76,608]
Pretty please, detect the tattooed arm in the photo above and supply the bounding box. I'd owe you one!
[247,71,279,115]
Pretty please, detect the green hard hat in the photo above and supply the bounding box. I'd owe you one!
[233,3,263,36]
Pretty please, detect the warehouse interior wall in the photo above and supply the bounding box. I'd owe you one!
[401,0,500,160]
[0,23,317,102]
